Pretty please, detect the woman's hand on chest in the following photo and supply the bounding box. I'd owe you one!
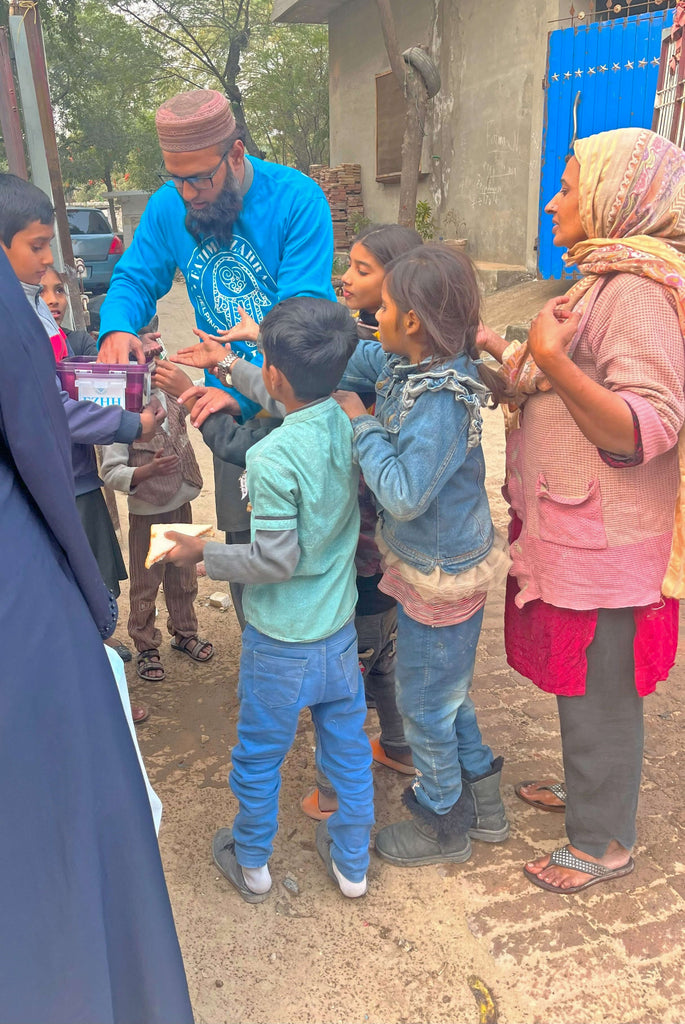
[527,297,581,374]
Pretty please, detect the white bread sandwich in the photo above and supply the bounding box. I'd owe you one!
[145,523,214,569]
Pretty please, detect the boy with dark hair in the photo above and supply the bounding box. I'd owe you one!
[0,172,161,515]
[0,171,54,244]
[0,173,68,361]
[165,296,374,901]
[1,173,163,714]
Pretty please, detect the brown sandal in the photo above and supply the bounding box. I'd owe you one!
[136,649,165,682]
[171,635,214,662]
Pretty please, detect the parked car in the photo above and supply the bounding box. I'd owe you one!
[66,206,123,294]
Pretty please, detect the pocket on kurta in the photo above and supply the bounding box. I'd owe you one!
[252,649,308,708]
[535,473,607,549]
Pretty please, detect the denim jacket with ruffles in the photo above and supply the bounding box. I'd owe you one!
[340,338,494,574]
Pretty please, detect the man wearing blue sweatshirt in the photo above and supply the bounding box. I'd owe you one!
[98,89,336,626]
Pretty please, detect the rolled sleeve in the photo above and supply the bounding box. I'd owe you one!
[113,409,142,444]
[622,391,679,463]
[247,451,298,532]
[594,277,685,460]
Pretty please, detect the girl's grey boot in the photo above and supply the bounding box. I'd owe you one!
[374,786,474,867]
[464,756,509,843]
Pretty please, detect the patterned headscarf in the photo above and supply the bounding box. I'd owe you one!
[564,127,685,328]
[501,128,685,598]
[502,128,685,396]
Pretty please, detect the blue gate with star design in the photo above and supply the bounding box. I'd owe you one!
[539,8,674,278]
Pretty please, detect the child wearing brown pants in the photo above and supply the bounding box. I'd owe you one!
[100,390,213,680]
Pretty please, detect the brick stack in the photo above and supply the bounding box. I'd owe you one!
[309,163,364,250]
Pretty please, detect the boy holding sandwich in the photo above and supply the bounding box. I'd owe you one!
[164,296,374,902]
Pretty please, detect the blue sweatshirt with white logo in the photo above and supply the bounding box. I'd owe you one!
[98,156,336,420]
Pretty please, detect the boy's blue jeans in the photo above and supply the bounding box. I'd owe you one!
[316,605,408,801]
[230,618,374,882]
[395,606,493,816]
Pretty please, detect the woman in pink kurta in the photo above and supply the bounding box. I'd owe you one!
[480,128,685,893]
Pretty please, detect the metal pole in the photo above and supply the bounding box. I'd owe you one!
[9,2,86,329]
[0,28,28,178]
[9,5,52,202]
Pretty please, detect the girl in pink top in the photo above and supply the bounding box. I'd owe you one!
[480,128,685,894]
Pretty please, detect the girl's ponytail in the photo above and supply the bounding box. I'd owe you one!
[463,331,510,409]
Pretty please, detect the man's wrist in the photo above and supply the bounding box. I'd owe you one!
[216,351,240,387]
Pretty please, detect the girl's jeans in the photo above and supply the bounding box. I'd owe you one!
[396,605,493,815]
[316,605,409,801]
[230,618,374,882]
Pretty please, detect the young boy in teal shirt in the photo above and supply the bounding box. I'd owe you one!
[165,296,374,901]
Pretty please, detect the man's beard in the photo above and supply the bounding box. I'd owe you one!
[184,169,243,246]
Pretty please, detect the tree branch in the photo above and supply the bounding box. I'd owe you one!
[374,0,433,228]
[111,1,223,84]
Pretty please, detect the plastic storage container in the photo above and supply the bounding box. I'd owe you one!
[56,356,153,413]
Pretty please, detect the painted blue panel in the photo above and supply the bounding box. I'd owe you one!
[539,9,673,279]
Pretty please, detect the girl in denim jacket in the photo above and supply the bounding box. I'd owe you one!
[336,243,511,868]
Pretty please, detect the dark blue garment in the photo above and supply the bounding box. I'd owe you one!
[0,252,193,1024]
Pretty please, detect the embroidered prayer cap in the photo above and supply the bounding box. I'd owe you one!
[155,89,236,153]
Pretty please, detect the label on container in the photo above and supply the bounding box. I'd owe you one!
[75,373,126,408]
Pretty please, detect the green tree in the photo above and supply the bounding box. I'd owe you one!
[239,21,328,171]
[46,0,165,225]
[107,0,329,168]
[109,0,264,155]
[1,0,329,188]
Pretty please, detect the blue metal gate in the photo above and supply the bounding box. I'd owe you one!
[539,9,673,279]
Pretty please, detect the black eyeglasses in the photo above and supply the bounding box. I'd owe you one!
[157,151,229,191]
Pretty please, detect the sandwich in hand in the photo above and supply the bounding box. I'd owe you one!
[145,523,214,569]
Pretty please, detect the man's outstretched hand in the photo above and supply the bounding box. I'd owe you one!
[173,330,227,369]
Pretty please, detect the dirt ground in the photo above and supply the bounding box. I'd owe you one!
[111,279,685,1024]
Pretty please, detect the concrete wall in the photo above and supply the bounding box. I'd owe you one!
[326,0,579,269]
[431,0,558,269]
[328,0,435,228]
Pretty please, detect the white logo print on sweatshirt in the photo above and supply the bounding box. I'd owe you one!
[186,234,274,341]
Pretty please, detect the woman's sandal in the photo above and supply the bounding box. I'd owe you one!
[523,845,635,894]
[515,779,566,812]
[136,649,166,682]
[171,635,214,662]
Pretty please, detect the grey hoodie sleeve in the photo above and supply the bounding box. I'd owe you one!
[200,413,281,468]
[99,442,136,493]
[230,359,285,418]
[203,529,299,584]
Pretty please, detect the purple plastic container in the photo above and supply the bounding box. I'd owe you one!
[56,356,152,412]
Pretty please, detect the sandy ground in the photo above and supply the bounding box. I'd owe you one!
[110,279,685,1024]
